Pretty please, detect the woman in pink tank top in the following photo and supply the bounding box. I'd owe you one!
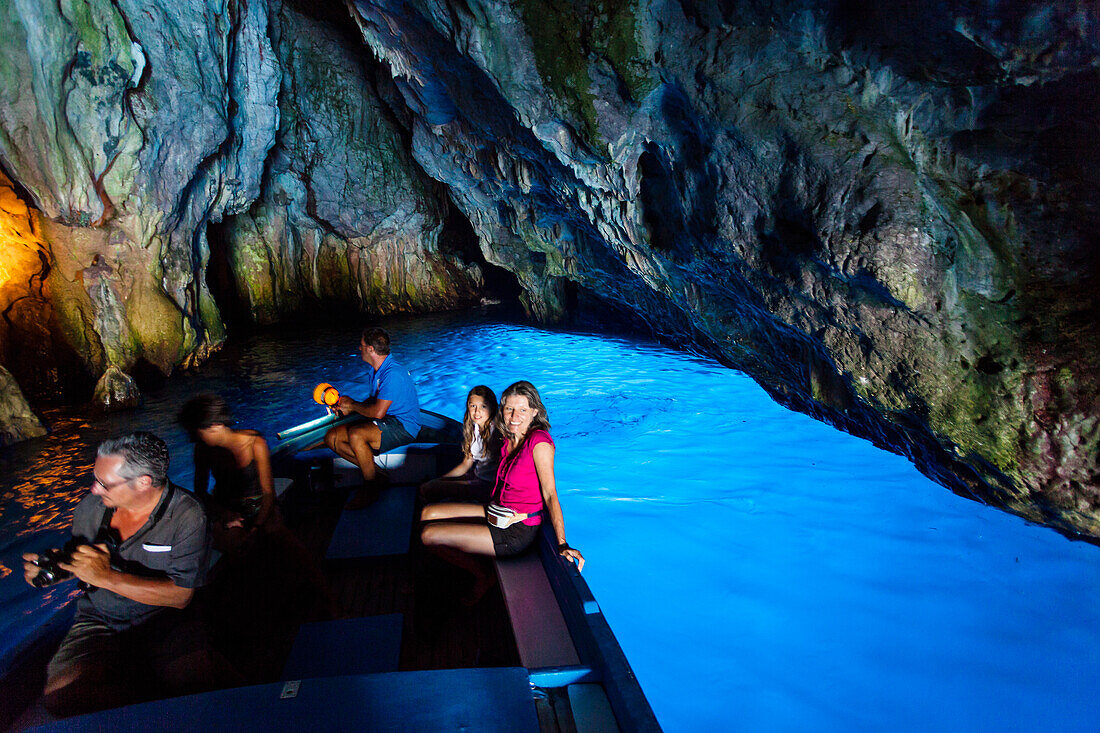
[420,381,584,601]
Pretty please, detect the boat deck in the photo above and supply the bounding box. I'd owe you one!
[6,455,624,732]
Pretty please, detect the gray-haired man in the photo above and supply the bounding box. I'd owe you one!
[22,432,209,716]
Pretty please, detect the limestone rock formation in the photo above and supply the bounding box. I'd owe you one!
[0,0,483,408]
[0,170,89,402]
[0,366,47,446]
[0,0,279,400]
[218,1,482,323]
[343,0,1099,539]
[0,0,1096,540]
[92,365,142,412]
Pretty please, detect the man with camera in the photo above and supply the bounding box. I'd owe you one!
[22,432,209,716]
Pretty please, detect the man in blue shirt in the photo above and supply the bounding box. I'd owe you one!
[324,327,421,507]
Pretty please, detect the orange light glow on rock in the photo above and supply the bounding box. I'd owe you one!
[0,174,47,294]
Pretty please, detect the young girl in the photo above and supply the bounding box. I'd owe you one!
[419,385,500,504]
[420,381,584,600]
[178,394,276,536]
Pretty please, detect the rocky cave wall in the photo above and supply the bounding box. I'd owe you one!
[0,0,1097,539]
[0,0,484,414]
[340,0,1100,540]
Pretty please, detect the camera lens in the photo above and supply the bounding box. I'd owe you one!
[32,568,57,588]
[30,549,73,588]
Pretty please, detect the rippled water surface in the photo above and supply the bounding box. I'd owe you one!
[2,313,1098,731]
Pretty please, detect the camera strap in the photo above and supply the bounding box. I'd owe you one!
[94,484,175,547]
[95,506,115,545]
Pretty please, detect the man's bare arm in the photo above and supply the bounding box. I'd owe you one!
[336,395,392,420]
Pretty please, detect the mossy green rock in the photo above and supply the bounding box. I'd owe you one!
[0,366,47,446]
[220,2,481,323]
[0,0,279,404]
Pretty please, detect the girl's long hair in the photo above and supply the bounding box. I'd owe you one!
[462,385,499,459]
[495,381,551,459]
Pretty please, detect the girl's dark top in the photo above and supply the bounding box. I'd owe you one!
[198,444,264,520]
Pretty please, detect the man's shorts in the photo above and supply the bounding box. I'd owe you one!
[46,609,212,702]
[372,416,415,453]
[47,616,122,680]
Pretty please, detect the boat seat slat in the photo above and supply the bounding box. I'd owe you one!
[28,668,540,732]
[568,683,621,733]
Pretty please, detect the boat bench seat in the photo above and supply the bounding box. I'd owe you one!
[368,442,462,485]
[494,551,581,674]
[284,443,462,493]
[495,545,624,730]
[282,614,403,680]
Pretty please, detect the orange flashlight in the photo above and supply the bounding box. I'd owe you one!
[312,383,340,407]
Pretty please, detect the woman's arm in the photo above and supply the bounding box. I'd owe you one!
[534,442,585,572]
[251,434,276,528]
[441,455,475,479]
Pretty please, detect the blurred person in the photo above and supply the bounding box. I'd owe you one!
[179,394,277,548]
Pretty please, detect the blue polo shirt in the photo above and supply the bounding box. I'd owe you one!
[368,355,421,437]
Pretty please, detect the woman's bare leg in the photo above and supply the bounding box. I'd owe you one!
[420,502,487,523]
[420,513,497,603]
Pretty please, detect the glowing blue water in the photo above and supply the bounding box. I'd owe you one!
[1,314,1098,731]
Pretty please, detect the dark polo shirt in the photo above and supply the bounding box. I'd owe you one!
[70,485,209,631]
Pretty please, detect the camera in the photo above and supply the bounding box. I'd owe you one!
[30,548,74,588]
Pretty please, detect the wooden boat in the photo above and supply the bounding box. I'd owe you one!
[2,409,660,732]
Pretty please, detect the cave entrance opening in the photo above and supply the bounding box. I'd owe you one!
[438,207,524,315]
[205,221,249,337]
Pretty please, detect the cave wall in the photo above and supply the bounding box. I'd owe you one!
[0,0,483,408]
[0,0,1097,539]
[220,1,483,323]
[341,0,1099,539]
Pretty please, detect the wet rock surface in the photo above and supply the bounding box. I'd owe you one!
[0,0,1096,538]
[343,0,1100,539]
[219,1,482,324]
[91,365,143,413]
[0,366,47,446]
[0,0,482,408]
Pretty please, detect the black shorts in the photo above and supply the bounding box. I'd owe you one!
[47,616,122,681]
[488,520,540,557]
[373,416,416,453]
